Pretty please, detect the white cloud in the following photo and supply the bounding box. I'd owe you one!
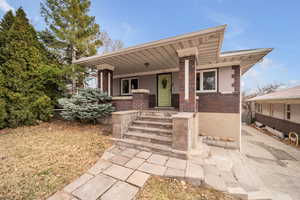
[0,0,14,13]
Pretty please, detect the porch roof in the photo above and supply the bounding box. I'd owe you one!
[74,25,272,76]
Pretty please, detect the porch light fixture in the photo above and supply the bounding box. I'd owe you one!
[144,62,150,68]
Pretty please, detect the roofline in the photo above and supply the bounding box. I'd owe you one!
[220,48,273,57]
[74,25,227,65]
[247,96,300,102]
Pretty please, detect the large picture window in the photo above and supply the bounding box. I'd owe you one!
[121,78,139,95]
[196,69,217,92]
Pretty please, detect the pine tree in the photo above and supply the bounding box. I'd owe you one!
[41,0,103,92]
[0,10,15,64]
[0,8,64,128]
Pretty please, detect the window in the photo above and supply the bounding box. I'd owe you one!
[196,69,217,92]
[285,104,291,120]
[256,103,262,113]
[270,104,274,116]
[121,78,139,95]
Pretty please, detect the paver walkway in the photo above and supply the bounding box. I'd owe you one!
[48,125,299,200]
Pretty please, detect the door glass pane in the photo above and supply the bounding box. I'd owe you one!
[203,71,216,90]
[122,79,129,94]
[131,78,139,90]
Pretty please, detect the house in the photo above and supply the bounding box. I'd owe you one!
[74,25,272,157]
[248,85,300,137]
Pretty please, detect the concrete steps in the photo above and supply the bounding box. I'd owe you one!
[137,115,172,123]
[128,126,172,136]
[112,138,187,159]
[123,131,172,145]
[132,120,172,129]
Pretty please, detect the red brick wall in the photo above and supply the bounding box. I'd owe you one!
[132,93,149,110]
[112,100,133,111]
[256,113,300,136]
[198,93,239,113]
[198,65,240,113]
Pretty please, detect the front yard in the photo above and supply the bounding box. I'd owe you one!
[137,176,239,200]
[0,120,111,200]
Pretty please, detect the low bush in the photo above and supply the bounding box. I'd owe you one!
[58,88,115,123]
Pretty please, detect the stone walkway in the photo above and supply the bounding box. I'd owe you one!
[48,125,299,200]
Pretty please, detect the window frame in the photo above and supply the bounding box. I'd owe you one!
[196,69,218,93]
[120,77,139,95]
[285,104,291,120]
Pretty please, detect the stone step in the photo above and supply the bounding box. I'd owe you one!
[137,115,172,123]
[123,131,172,145]
[112,138,187,159]
[128,126,172,136]
[140,110,177,117]
[132,120,172,129]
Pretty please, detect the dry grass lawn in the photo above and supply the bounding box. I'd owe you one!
[0,120,112,200]
[137,176,240,200]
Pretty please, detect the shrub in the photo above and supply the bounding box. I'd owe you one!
[32,95,53,121]
[58,88,115,123]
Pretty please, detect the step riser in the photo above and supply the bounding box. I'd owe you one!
[116,141,187,159]
[123,134,172,146]
[132,122,172,130]
[137,117,172,123]
[128,127,172,136]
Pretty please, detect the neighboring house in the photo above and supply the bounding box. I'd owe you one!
[74,25,272,155]
[248,86,300,136]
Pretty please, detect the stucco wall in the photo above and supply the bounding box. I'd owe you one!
[218,66,234,93]
[198,112,241,142]
[257,103,300,124]
[291,104,300,123]
[112,72,179,96]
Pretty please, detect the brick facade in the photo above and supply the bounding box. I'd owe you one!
[256,113,300,136]
[112,99,133,111]
[198,65,240,113]
[178,55,197,112]
[132,92,149,110]
[198,93,240,113]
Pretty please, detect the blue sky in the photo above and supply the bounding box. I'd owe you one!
[1,0,299,93]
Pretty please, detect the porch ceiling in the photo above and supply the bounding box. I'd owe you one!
[74,25,272,77]
[74,25,226,75]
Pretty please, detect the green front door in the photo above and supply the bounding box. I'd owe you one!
[157,74,172,107]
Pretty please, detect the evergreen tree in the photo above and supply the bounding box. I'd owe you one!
[41,0,103,92]
[0,10,15,64]
[0,8,64,128]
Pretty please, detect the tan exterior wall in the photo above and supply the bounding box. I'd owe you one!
[198,112,241,142]
[218,66,234,94]
[272,103,284,119]
[112,72,179,96]
[257,103,300,124]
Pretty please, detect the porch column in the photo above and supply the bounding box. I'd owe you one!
[177,47,198,112]
[96,64,114,96]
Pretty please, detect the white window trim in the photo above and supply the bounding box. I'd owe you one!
[121,77,139,95]
[196,69,218,93]
[285,104,291,120]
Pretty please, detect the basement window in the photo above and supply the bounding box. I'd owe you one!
[121,78,139,95]
[196,69,217,93]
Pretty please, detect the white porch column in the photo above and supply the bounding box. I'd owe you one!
[177,47,198,112]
